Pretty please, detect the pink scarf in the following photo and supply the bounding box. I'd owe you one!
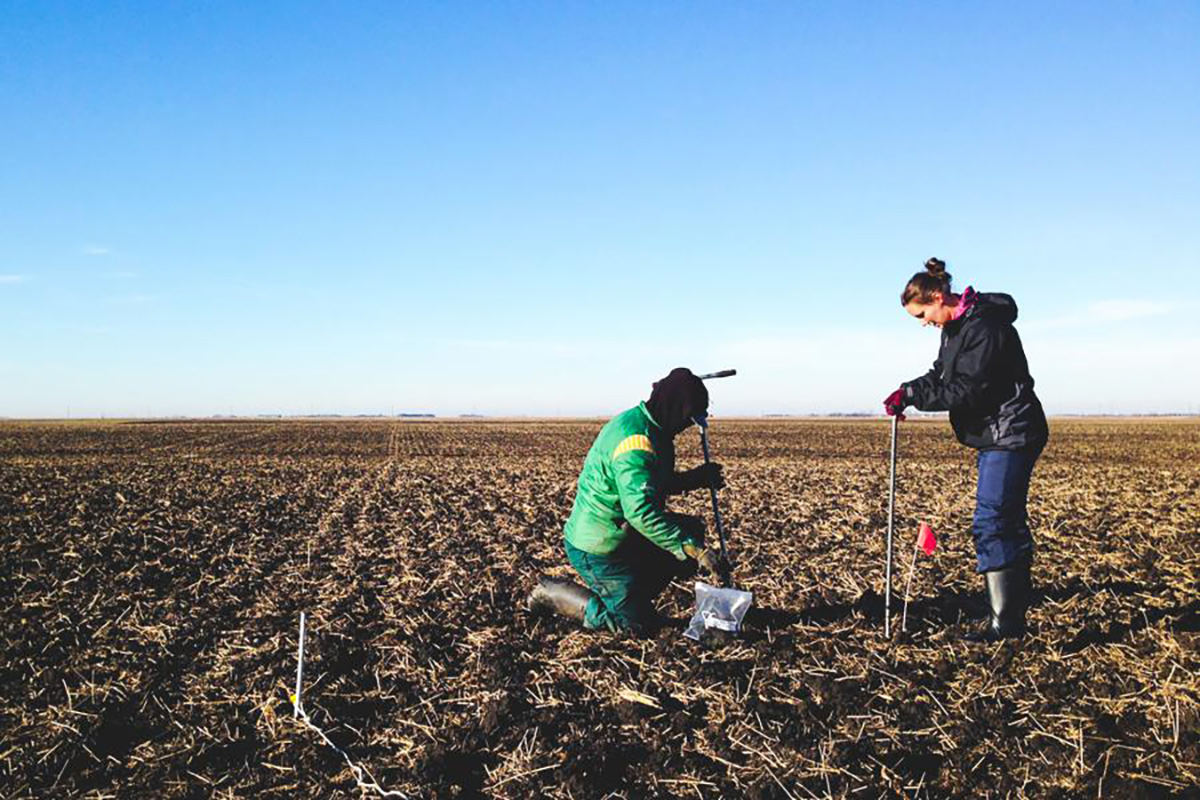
[951,286,977,321]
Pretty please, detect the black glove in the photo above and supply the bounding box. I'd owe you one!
[678,463,724,492]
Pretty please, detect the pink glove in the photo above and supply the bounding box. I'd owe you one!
[883,387,907,421]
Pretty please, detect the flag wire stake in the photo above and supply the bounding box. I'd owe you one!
[901,535,921,632]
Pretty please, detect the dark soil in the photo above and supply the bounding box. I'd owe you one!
[0,418,1196,798]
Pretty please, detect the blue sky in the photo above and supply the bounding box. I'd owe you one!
[2,2,1197,417]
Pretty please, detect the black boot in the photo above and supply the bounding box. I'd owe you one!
[964,558,1030,643]
[526,577,594,622]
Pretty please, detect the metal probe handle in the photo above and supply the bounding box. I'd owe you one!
[699,424,731,588]
[698,369,737,380]
[885,413,898,638]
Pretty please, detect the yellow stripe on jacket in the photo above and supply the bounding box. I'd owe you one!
[612,434,655,459]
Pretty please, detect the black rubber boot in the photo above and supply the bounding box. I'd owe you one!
[526,577,594,622]
[964,558,1030,643]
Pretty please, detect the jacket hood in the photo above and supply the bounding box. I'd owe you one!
[968,292,1018,324]
[646,367,708,437]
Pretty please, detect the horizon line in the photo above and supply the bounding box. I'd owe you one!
[3,412,1198,422]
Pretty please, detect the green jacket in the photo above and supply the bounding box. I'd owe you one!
[563,402,698,559]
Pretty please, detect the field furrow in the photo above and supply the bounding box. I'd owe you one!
[0,419,1196,798]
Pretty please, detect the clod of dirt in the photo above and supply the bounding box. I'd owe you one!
[697,627,739,646]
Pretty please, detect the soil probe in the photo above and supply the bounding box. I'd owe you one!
[697,417,731,588]
[682,368,753,641]
[885,414,899,637]
[693,367,736,587]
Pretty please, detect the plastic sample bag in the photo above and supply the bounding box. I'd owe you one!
[684,581,754,641]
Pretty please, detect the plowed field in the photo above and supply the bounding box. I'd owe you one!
[1,418,1196,798]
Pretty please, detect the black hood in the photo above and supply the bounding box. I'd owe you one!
[968,292,1019,324]
[646,368,708,437]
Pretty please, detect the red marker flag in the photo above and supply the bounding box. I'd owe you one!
[917,522,938,555]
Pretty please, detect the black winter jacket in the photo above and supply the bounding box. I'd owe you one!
[904,292,1048,451]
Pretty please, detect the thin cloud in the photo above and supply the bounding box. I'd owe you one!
[1026,333,1200,413]
[82,245,112,256]
[450,339,589,357]
[0,275,27,284]
[108,294,154,305]
[447,338,682,360]
[709,330,929,413]
[452,338,522,351]
[110,270,138,279]
[1087,300,1176,322]
[714,331,914,366]
[1027,300,1178,331]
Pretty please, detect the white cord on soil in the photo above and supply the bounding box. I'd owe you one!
[291,613,408,799]
[291,703,408,798]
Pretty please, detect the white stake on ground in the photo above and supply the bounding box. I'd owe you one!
[292,611,307,717]
[290,612,407,798]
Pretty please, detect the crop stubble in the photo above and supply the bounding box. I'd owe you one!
[0,418,1196,798]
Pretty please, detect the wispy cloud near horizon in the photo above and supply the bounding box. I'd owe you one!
[0,275,27,284]
[107,294,154,305]
[82,245,112,256]
[1026,299,1179,331]
[447,338,679,360]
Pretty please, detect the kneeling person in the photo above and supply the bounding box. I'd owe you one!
[528,368,727,634]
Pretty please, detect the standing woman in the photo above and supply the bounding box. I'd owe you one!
[884,258,1048,642]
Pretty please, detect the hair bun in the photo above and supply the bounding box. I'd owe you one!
[901,258,953,305]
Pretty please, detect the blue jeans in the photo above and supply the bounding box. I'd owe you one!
[972,446,1043,572]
